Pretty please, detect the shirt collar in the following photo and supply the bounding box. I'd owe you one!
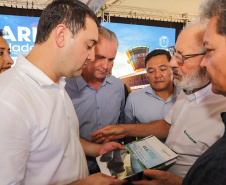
[76,74,113,91]
[144,85,157,96]
[185,83,212,104]
[16,54,65,88]
[145,85,180,100]
[102,74,113,85]
[172,85,181,98]
[76,76,88,91]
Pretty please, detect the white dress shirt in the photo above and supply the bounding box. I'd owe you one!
[165,84,226,177]
[0,54,89,185]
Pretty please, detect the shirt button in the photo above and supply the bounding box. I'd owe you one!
[97,107,99,109]
[99,123,101,126]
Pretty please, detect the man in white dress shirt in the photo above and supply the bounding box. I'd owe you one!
[0,1,126,185]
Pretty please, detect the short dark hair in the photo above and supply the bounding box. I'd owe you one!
[35,0,100,44]
[145,49,171,67]
[0,29,3,37]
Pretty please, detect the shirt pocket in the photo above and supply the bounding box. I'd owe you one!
[180,128,206,157]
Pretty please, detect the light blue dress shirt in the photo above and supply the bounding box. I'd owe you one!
[65,74,125,173]
[125,85,180,124]
[65,74,125,141]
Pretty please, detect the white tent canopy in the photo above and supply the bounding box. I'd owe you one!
[0,0,106,13]
[99,0,205,23]
[0,0,205,23]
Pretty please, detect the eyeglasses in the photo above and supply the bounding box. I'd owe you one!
[168,46,206,64]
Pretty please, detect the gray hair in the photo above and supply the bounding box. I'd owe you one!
[182,22,207,53]
[99,26,118,46]
[200,0,226,35]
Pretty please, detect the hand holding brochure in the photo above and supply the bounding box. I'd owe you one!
[96,135,178,179]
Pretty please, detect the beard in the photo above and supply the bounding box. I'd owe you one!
[172,67,210,91]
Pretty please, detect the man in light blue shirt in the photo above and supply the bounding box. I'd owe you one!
[125,49,180,124]
[65,26,125,174]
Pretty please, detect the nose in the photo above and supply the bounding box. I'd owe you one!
[87,47,95,62]
[101,59,108,69]
[4,53,14,66]
[154,70,162,78]
[200,54,207,68]
[169,56,178,68]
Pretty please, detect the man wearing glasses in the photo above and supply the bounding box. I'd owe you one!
[168,45,208,95]
[92,23,226,184]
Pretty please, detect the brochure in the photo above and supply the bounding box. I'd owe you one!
[96,135,178,179]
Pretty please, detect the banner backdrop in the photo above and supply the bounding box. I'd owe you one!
[0,14,175,78]
[102,22,175,77]
[0,14,39,60]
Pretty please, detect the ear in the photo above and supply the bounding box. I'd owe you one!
[55,24,67,48]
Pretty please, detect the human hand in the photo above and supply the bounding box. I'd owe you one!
[77,173,127,185]
[91,125,128,143]
[131,170,183,185]
[98,141,125,156]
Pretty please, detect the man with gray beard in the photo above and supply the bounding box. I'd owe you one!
[92,23,226,184]
[172,64,209,93]
[169,23,209,94]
